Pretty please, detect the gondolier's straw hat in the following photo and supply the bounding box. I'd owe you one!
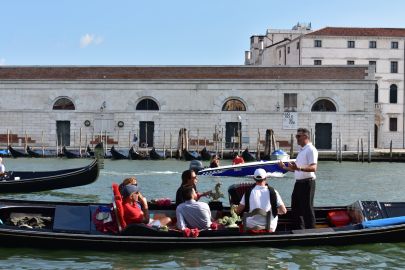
[253,168,267,181]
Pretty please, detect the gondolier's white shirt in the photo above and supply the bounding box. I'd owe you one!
[294,143,318,180]
[240,185,284,232]
[0,164,5,173]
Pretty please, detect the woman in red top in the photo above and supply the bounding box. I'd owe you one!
[122,184,171,226]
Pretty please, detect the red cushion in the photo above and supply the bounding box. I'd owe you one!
[112,183,127,229]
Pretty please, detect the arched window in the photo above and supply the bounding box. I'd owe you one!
[390,84,397,103]
[136,98,159,110]
[222,99,246,111]
[311,99,336,112]
[374,84,379,103]
[53,97,75,110]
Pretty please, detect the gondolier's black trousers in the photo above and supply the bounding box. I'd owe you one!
[291,178,316,229]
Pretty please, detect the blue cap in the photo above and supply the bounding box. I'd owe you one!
[122,184,140,198]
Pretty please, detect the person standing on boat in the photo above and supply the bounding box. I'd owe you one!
[235,168,287,232]
[175,169,211,205]
[279,127,318,229]
[0,157,5,177]
[176,186,212,230]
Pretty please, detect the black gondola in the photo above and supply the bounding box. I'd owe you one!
[26,146,56,158]
[129,146,147,160]
[149,147,165,160]
[110,146,128,160]
[0,191,404,250]
[242,148,256,162]
[86,145,94,157]
[62,146,81,159]
[200,147,214,161]
[0,160,99,193]
[183,149,201,161]
[8,145,28,158]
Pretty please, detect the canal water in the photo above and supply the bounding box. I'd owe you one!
[1,158,404,269]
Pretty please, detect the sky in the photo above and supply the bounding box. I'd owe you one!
[2,0,405,66]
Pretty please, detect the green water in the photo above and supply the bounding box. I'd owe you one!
[1,158,405,269]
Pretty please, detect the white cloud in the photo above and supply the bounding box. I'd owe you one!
[0,58,6,65]
[80,34,103,48]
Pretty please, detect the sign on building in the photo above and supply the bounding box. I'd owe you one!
[283,112,297,129]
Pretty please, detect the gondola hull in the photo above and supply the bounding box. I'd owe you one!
[62,147,81,159]
[110,146,128,160]
[0,160,99,193]
[0,199,404,250]
[198,159,293,177]
[8,145,28,158]
[129,146,147,160]
[149,148,165,160]
[183,150,201,161]
[242,148,256,162]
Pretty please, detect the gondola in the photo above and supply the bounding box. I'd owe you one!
[62,146,81,159]
[242,148,256,162]
[183,149,201,161]
[197,159,294,177]
[129,146,147,160]
[8,145,28,158]
[0,159,99,193]
[200,147,214,161]
[110,146,128,160]
[149,147,165,160]
[26,146,56,158]
[86,145,94,157]
[0,184,404,250]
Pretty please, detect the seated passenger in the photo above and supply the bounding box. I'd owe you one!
[232,153,245,165]
[209,155,220,168]
[176,186,212,230]
[235,168,287,232]
[175,169,211,205]
[121,184,171,227]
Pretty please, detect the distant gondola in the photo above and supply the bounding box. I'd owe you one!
[26,146,56,158]
[110,146,128,160]
[86,145,94,157]
[183,149,201,161]
[0,159,99,193]
[8,145,28,158]
[200,147,214,161]
[62,146,81,159]
[129,146,147,160]
[149,147,165,160]
[242,148,256,162]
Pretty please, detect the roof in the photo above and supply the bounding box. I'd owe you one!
[0,66,370,81]
[306,27,405,38]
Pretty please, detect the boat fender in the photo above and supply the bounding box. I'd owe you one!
[362,215,405,228]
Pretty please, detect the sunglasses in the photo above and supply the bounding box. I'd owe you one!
[295,134,306,138]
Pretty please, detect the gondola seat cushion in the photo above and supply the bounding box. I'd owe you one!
[53,205,91,234]
[327,210,351,227]
[112,183,127,230]
[228,182,255,206]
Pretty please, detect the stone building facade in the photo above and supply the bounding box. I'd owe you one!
[0,66,374,152]
[245,25,405,148]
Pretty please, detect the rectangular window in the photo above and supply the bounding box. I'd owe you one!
[314,40,322,47]
[391,41,399,49]
[389,118,398,132]
[314,60,322,65]
[284,93,297,112]
[369,41,377,48]
[347,60,355,65]
[391,61,398,73]
[287,47,290,54]
[296,42,300,49]
[348,41,355,48]
[369,61,376,72]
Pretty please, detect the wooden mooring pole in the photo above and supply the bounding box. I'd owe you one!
[390,140,393,162]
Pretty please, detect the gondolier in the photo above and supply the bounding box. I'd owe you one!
[0,157,5,176]
[279,127,318,229]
